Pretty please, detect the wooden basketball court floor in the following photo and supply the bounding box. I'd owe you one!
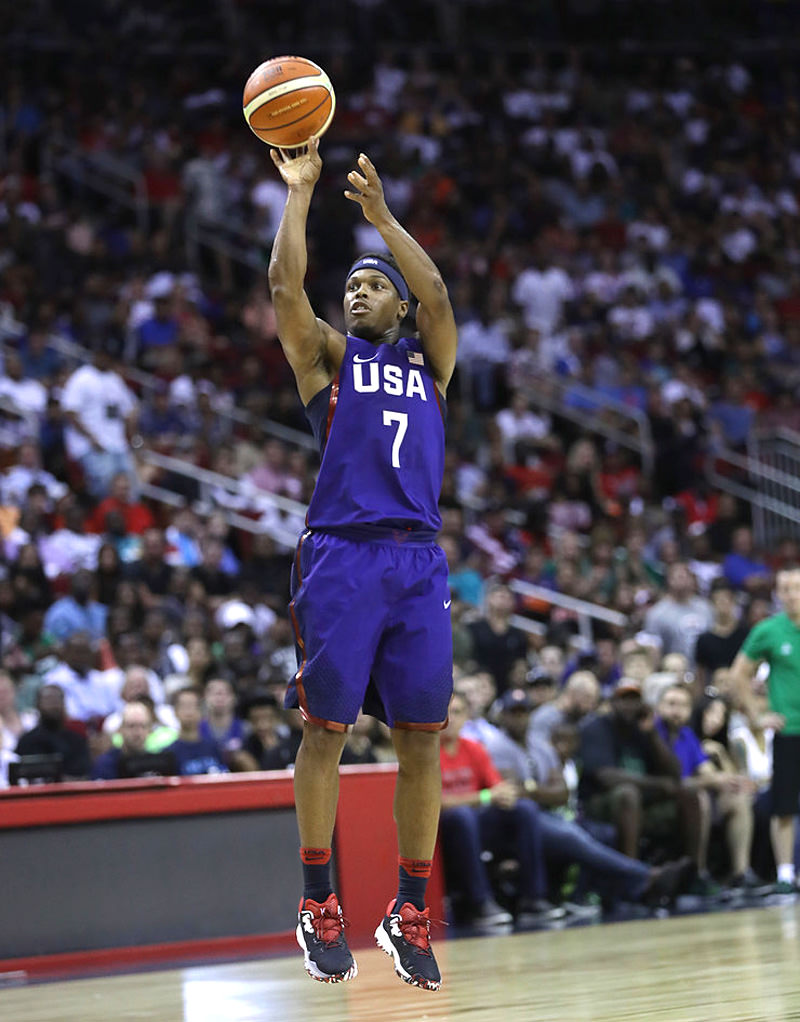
[3,904,800,1022]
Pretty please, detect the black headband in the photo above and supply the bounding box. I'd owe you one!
[347,256,409,302]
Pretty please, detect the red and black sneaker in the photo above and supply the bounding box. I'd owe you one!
[374,899,441,991]
[296,893,358,983]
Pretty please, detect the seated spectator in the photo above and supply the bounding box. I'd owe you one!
[16,684,91,780]
[722,526,772,595]
[200,676,251,771]
[87,471,155,536]
[137,381,188,451]
[579,678,707,879]
[524,669,558,715]
[729,682,775,882]
[484,688,693,911]
[95,541,123,606]
[190,536,238,603]
[124,528,174,611]
[91,700,177,780]
[693,578,750,694]
[0,439,68,509]
[529,669,600,743]
[439,690,562,933]
[165,686,228,776]
[439,533,484,609]
[0,350,47,426]
[39,503,102,579]
[656,683,755,892]
[42,631,118,724]
[0,669,37,785]
[42,569,108,644]
[241,690,295,771]
[101,666,177,749]
[533,644,568,686]
[643,563,713,664]
[466,583,530,695]
[340,711,379,766]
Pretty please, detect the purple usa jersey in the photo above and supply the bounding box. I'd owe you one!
[304,334,445,532]
[285,333,453,731]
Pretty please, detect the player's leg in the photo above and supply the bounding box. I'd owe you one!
[288,532,384,983]
[295,722,348,883]
[373,727,442,991]
[371,542,453,991]
[293,722,356,984]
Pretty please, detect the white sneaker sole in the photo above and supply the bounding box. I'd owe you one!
[296,922,358,983]
[374,921,441,991]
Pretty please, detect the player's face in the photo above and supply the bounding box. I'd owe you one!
[344,271,405,339]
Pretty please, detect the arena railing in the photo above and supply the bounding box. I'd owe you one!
[521,371,655,476]
[43,332,317,452]
[707,428,800,547]
[42,135,149,236]
[509,578,628,642]
[136,447,308,550]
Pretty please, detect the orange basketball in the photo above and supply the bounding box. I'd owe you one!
[243,55,336,149]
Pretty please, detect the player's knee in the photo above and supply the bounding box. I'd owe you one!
[392,727,440,769]
[299,721,348,762]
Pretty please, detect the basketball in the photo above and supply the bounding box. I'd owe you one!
[243,55,336,149]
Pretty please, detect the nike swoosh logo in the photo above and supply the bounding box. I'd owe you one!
[353,352,379,363]
[443,599,452,609]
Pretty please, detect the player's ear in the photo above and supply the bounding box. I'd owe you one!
[397,300,409,322]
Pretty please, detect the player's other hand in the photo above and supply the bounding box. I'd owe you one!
[344,153,390,225]
[271,136,322,189]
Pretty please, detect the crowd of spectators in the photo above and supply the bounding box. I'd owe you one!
[1,0,800,921]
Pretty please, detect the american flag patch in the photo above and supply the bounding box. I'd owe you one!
[407,350,424,365]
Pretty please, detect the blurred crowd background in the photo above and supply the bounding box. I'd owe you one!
[1,0,800,916]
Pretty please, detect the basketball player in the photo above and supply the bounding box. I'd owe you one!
[730,567,800,897]
[268,136,457,990]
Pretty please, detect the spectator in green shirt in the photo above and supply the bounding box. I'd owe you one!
[730,568,800,895]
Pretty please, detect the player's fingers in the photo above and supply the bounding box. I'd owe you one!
[347,171,368,190]
[269,149,282,166]
[358,153,375,173]
[343,190,363,203]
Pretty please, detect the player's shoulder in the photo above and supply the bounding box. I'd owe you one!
[744,611,784,645]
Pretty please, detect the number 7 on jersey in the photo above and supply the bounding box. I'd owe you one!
[382,410,408,468]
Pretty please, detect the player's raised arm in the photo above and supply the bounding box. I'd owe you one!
[344,153,457,392]
[268,138,344,405]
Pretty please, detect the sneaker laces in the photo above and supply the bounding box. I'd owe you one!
[310,903,350,946]
[397,907,434,954]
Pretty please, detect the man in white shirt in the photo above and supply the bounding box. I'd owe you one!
[0,351,47,449]
[59,343,138,498]
[511,251,574,336]
[0,438,68,509]
[42,632,119,724]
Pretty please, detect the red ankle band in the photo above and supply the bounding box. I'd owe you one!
[399,856,432,878]
[300,847,332,865]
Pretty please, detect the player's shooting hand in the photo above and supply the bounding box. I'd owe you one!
[270,136,322,190]
[344,153,390,225]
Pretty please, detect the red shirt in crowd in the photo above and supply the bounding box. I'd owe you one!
[87,497,155,535]
[440,736,502,798]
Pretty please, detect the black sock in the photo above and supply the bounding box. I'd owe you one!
[300,847,333,903]
[396,858,432,911]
